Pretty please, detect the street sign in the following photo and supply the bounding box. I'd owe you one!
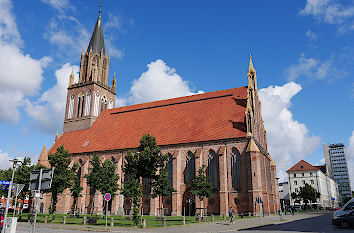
[331,197,335,201]
[104,193,111,201]
[29,169,54,190]
[12,184,25,196]
[0,180,10,185]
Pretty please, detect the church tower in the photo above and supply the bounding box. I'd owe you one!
[63,8,116,132]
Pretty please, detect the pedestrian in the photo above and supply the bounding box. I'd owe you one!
[0,210,4,230]
[229,206,235,224]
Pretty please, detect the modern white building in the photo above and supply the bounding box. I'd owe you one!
[287,160,339,209]
[323,143,352,199]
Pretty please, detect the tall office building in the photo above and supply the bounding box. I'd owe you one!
[323,143,352,199]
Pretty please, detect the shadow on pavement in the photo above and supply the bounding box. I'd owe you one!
[239,214,351,232]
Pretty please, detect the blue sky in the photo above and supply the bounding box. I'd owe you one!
[0,0,353,183]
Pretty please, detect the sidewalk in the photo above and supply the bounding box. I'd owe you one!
[17,212,330,233]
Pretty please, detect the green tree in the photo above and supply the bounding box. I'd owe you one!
[151,169,175,217]
[298,183,320,209]
[121,134,168,225]
[48,146,78,217]
[85,155,120,215]
[189,165,213,217]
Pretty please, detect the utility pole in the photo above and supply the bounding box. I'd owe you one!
[2,158,22,233]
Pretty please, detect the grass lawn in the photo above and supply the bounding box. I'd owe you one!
[12,213,250,228]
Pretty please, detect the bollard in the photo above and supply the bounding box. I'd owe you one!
[162,217,166,227]
[182,216,186,225]
[223,213,226,220]
[211,214,215,222]
[44,215,48,224]
[83,216,87,225]
[110,217,114,227]
[63,215,66,224]
[248,212,251,217]
[142,219,146,229]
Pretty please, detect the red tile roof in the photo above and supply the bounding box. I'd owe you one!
[287,160,320,172]
[49,87,248,154]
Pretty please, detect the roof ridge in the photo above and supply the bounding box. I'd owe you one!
[109,86,247,114]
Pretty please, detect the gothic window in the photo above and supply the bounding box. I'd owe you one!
[111,156,116,163]
[184,151,195,183]
[108,98,114,109]
[143,178,151,194]
[68,95,75,119]
[166,154,173,186]
[100,96,107,112]
[77,96,81,117]
[207,150,218,189]
[81,95,85,117]
[85,91,92,116]
[77,159,83,179]
[231,148,241,191]
[93,93,100,117]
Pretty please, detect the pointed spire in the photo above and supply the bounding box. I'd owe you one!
[38,143,50,167]
[87,1,105,55]
[55,130,59,142]
[249,55,254,71]
[112,72,117,91]
[69,68,75,86]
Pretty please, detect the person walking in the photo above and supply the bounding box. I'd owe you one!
[229,206,235,224]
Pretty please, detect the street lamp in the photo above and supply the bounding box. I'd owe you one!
[2,158,22,233]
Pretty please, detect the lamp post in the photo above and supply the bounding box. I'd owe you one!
[2,158,22,233]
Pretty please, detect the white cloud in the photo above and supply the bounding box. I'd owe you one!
[300,0,354,32]
[259,82,321,181]
[306,29,318,40]
[0,0,49,124]
[0,0,22,47]
[24,63,79,133]
[285,53,340,81]
[0,150,11,170]
[40,0,70,13]
[117,59,203,106]
[347,130,354,188]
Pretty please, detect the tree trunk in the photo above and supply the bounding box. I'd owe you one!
[201,199,204,218]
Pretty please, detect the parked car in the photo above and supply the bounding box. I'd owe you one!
[332,210,354,228]
[332,198,354,227]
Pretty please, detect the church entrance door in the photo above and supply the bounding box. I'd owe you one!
[183,190,195,216]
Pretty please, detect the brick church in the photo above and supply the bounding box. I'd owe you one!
[37,10,279,216]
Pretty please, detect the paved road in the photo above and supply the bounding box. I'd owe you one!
[15,213,353,233]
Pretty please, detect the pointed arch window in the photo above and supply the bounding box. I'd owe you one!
[85,91,92,116]
[77,159,83,179]
[247,111,252,133]
[93,93,100,117]
[143,178,151,194]
[231,148,241,191]
[166,154,173,186]
[184,151,195,183]
[207,150,218,189]
[68,95,75,119]
[100,96,107,112]
[111,156,116,163]
[108,98,114,109]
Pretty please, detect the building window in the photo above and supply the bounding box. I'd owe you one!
[295,188,298,193]
[184,151,195,183]
[207,150,218,189]
[294,174,296,177]
[166,153,173,186]
[310,172,312,176]
[68,95,75,119]
[302,180,305,184]
[302,173,304,177]
[93,93,100,117]
[231,148,241,191]
[294,181,297,185]
[310,180,314,185]
[85,91,92,116]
